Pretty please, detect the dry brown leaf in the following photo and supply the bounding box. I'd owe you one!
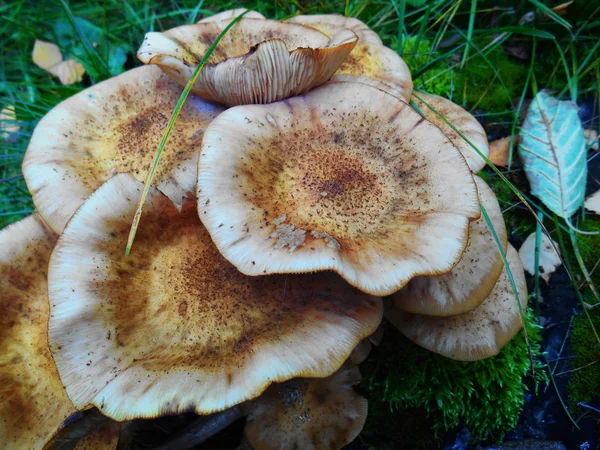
[584,128,598,151]
[488,136,517,167]
[32,39,85,85]
[519,232,561,283]
[0,105,20,143]
[552,0,574,15]
[585,190,600,215]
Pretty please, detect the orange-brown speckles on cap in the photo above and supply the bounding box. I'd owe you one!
[243,362,367,450]
[48,174,383,420]
[0,214,74,449]
[23,65,224,234]
[197,82,480,296]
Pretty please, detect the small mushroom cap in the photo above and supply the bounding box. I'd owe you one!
[23,65,223,233]
[197,82,480,296]
[48,174,382,420]
[244,363,367,450]
[137,18,358,106]
[286,14,382,45]
[331,42,413,102]
[0,214,74,449]
[197,8,266,23]
[412,92,489,172]
[386,245,528,361]
[393,176,508,316]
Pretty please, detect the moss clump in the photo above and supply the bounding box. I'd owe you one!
[398,36,528,114]
[568,305,600,414]
[360,311,544,443]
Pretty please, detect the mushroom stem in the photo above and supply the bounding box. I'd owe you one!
[153,406,243,450]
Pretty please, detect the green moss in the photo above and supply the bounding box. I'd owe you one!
[568,305,600,414]
[360,311,545,443]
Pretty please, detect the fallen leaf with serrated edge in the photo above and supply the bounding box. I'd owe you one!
[585,190,600,215]
[32,39,85,85]
[0,105,20,143]
[519,90,587,221]
[519,232,561,283]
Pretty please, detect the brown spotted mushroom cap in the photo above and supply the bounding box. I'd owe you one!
[386,245,528,361]
[48,174,382,420]
[243,363,367,450]
[412,92,489,172]
[137,18,358,106]
[0,214,74,449]
[23,65,223,233]
[286,14,382,45]
[393,176,508,316]
[197,8,266,22]
[196,82,480,296]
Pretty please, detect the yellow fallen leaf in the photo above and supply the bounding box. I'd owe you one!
[585,190,600,215]
[519,232,561,283]
[31,39,85,85]
[0,105,20,143]
[552,0,574,15]
[49,59,86,85]
[32,40,63,70]
[488,136,517,167]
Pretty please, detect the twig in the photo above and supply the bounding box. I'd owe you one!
[152,406,243,450]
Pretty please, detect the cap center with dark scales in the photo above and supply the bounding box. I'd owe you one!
[90,199,377,374]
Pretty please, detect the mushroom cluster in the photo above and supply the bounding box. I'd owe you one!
[2,9,529,449]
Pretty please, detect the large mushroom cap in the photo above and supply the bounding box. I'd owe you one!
[393,176,508,316]
[49,173,382,420]
[412,92,489,172]
[0,214,74,449]
[243,363,367,450]
[137,18,358,106]
[386,245,528,361]
[286,14,382,45]
[197,8,266,23]
[197,82,480,296]
[23,65,223,233]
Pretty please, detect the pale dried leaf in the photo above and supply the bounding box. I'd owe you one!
[585,190,600,215]
[519,232,561,283]
[551,0,574,15]
[584,128,598,151]
[48,59,85,85]
[32,40,63,70]
[519,90,587,220]
[32,39,85,85]
[1,105,20,142]
[489,136,512,167]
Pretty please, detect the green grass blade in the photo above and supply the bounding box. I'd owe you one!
[460,0,476,68]
[528,0,572,30]
[125,9,250,256]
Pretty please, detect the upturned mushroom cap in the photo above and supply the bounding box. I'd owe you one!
[243,363,367,450]
[412,92,489,172]
[197,8,266,23]
[0,214,74,449]
[286,14,382,45]
[197,82,480,296]
[49,173,382,420]
[392,176,508,316]
[137,18,358,106]
[386,245,528,361]
[23,65,223,233]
